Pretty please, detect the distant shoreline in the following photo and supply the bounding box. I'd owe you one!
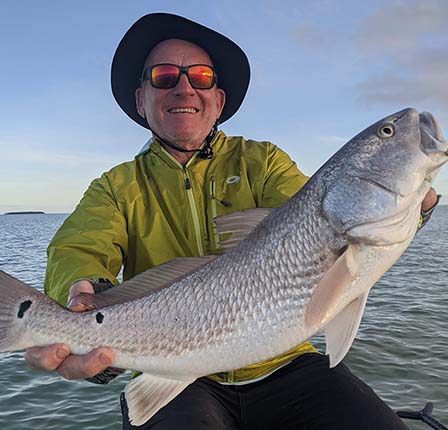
[1,204,447,216]
[3,211,46,215]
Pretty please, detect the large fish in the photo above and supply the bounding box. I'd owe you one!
[0,108,446,425]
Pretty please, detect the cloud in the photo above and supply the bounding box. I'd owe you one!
[354,71,448,106]
[353,0,448,107]
[356,1,448,55]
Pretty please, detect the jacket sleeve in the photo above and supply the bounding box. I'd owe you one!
[261,143,309,207]
[44,173,128,305]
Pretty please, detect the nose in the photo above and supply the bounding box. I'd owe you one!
[173,73,195,96]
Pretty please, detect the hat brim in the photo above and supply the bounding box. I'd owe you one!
[111,13,250,129]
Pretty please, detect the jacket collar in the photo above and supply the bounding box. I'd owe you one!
[143,131,227,169]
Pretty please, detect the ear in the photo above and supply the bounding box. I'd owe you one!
[216,88,226,119]
[135,87,146,118]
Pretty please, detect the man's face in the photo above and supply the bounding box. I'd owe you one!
[135,39,226,148]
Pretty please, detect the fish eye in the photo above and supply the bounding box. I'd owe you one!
[377,123,395,138]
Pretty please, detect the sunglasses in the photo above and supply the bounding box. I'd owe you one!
[141,63,217,90]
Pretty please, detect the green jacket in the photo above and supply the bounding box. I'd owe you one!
[45,131,317,383]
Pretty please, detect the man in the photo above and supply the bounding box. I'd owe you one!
[25,13,438,429]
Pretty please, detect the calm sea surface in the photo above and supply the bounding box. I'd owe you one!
[0,210,447,429]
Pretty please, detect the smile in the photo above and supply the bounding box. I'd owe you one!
[168,107,199,114]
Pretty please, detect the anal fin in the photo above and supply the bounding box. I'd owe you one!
[125,373,194,426]
[324,291,369,368]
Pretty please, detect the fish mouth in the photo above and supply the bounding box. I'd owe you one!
[419,111,448,157]
[420,112,444,140]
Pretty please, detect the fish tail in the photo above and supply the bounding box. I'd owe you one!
[0,270,52,352]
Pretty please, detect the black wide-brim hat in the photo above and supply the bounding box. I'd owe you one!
[111,13,251,129]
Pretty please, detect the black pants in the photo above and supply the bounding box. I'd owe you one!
[121,353,408,429]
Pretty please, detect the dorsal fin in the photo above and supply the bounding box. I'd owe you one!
[214,208,273,250]
[76,255,217,310]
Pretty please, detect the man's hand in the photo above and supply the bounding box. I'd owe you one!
[25,280,115,380]
[25,344,115,379]
[422,187,438,212]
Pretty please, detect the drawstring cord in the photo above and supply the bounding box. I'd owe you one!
[150,120,218,159]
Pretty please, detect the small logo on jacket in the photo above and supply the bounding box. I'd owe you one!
[226,176,240,185]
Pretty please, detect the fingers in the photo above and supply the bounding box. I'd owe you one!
[56,347,115,380]
[422,187,438,212]
[68,279,95,311]
[25,344,70,371]
[26,345,116,380]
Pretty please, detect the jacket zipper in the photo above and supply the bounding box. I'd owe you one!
[183,168,204,256]
[209,178,221,250]
[156,144,205,256]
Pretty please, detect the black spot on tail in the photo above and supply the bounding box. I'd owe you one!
[96,312,104,324]
[18,300,32,319]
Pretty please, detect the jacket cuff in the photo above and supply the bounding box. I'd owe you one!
[85,367,125,385]
[417,194,441,230]
[90,278,115,293]
[74,278,115,293]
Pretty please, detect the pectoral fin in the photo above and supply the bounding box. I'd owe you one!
[305,245,358,330]
[124,373,195,426]
[324,291,369,367]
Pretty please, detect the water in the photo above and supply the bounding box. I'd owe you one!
[0,210,447,429]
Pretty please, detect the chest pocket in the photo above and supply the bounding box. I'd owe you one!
[210,173,259,216]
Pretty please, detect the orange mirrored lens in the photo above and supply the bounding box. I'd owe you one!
[150,64,215,89]
[151,65,180,89]
[188,65,215,89]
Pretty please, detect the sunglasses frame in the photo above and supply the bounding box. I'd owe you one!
[140,63,218,89]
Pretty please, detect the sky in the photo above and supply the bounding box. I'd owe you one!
[1,0,447,213]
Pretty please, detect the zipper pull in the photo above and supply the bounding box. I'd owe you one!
[210,178,231,207]
[185,177,191,190]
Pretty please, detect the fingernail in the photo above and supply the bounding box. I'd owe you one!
[56,348,69,360]
[99,354,111,366]
[68,299,87,312]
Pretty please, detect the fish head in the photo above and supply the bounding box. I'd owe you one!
[322,108,448,245]
[350,107,448,198]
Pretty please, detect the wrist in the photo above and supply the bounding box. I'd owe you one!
[73,278,114,293]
